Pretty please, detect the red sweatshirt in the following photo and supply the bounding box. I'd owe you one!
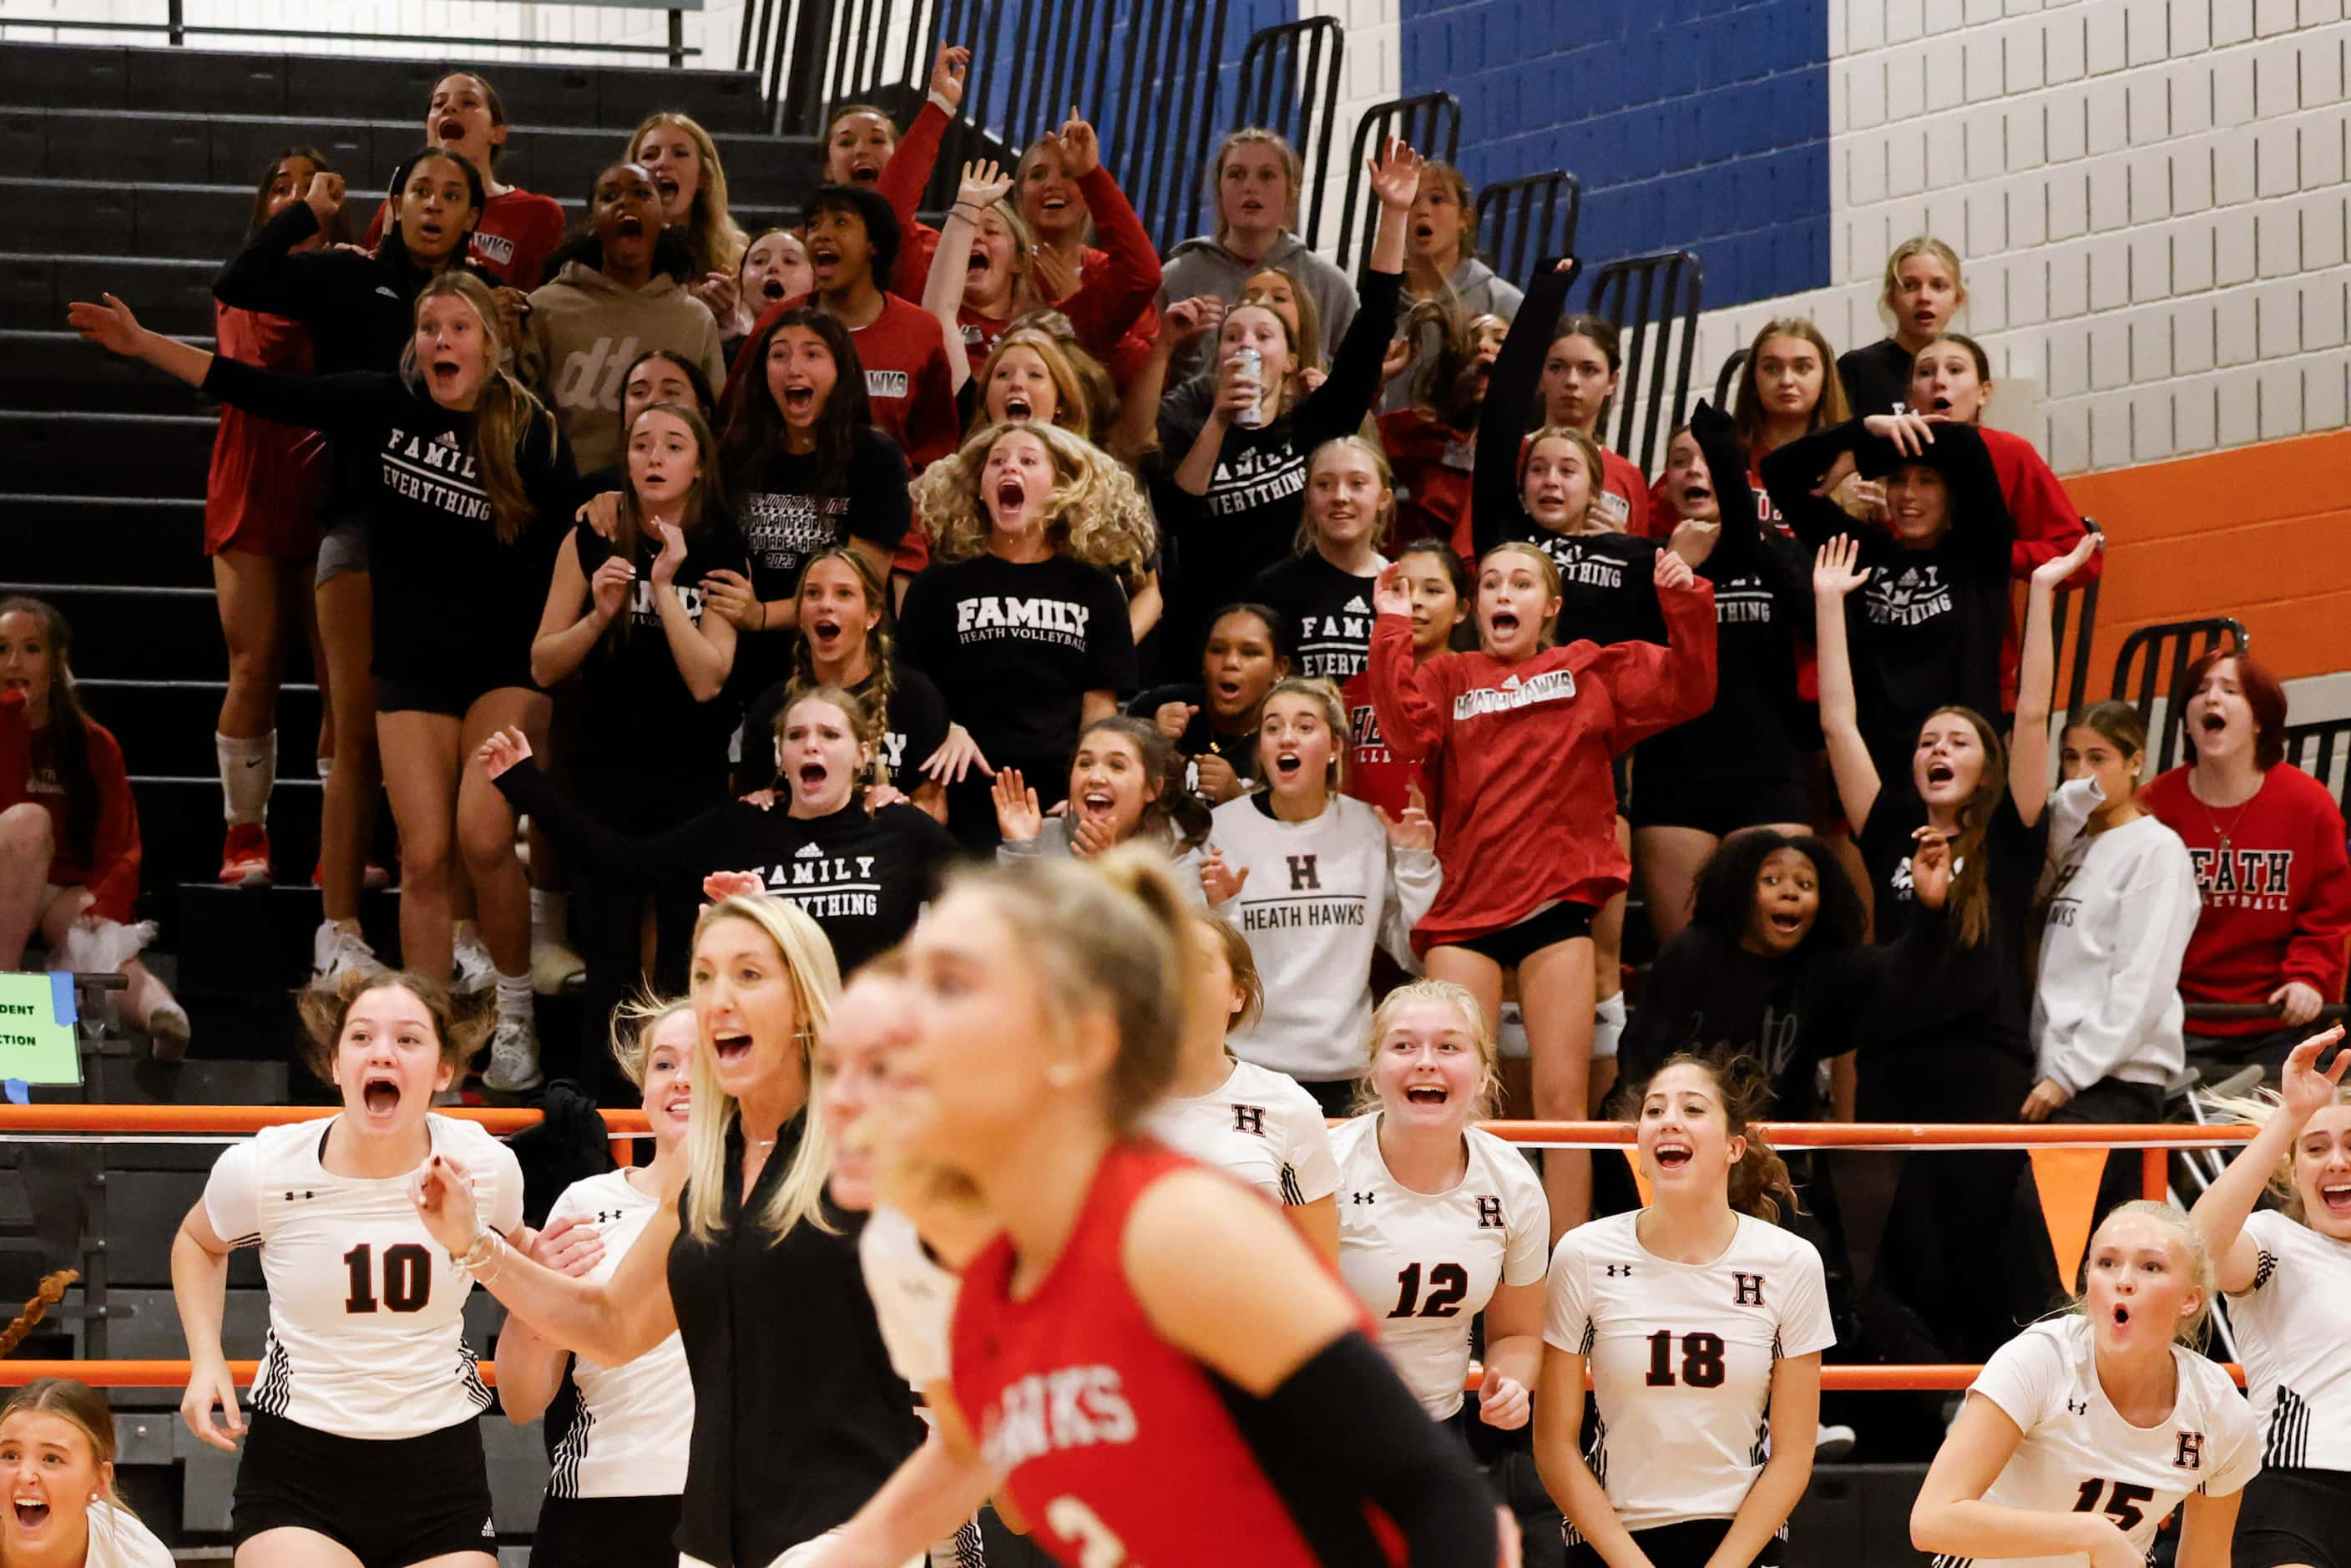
[1378,408,1476,558]
[1368,579,1716,948]
[2141,764,2351,1037]
[0,692,139,924]
[878,100,948,303]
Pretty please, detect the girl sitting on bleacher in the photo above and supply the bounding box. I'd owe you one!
[0,596,187,1055]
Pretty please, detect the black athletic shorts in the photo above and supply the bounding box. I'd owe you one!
[1629,772,1812,837]
[2234,1465,2351,1568]
[1446,902,1597,969]
[1566,1519,1782,1567]
[232,1410,497,1566]
[529,1492,681,1567]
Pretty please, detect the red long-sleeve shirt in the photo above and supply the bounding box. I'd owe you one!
[1368,579,1716,948]
[878,100,947,303]
[2141,764,2351,1037]
[0,691,139,924]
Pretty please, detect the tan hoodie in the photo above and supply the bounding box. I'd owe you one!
[522,261,726,473]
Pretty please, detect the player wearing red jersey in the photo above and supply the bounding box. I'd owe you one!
[819,848,1511,1566]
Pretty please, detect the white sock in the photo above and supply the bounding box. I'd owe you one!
[495,971,532,1026]
[529,888,567,945]
[1593,991,1626,1061]
[217,731,275,826]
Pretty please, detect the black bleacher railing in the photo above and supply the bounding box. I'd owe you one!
[737,0,1233,251]
[1332,92,1460,271]
[1234,17,1345,250]
[3,0,702,65]
[2115,617,2248,770]
[1474,169,1579,293]
[1585,249,1703,478]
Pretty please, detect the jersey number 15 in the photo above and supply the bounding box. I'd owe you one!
[343,1242,432,1314]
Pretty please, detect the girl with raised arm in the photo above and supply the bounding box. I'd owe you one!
[2189,1026,2351,1568]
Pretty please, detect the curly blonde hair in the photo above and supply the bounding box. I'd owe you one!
[912,420,1155,575]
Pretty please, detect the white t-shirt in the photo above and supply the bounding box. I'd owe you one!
[203,1114,524,1439]
[2227,1209,2351,1473]
[1544,1210,1835,1534]
[1140,1059,1341,1208]
[85,1501,173,1567]
[1947,1316,2261,1567]
[1333,1115,1548,1419]
[861,1202,960,1393]
[538,1169,691,1499]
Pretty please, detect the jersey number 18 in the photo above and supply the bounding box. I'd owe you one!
[343,1242,432,1314]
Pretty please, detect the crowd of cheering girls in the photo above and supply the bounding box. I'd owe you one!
[10,38,2347,1568]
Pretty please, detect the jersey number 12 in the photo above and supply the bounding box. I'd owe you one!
[343,1242,432,1314]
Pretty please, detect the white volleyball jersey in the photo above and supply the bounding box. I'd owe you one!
[538,1169,691,1499]
[1140,1060,1341,1208]
[86,1501,173,1568]
[1544,1210,1835,1533]
[2226,1210,2351,1473]
[1333,1115,1549,1419]
[1938,1316,2261,1568]
[203,1114,523,1439]
[862,1202,960,1393]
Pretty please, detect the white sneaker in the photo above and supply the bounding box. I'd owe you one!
[451,931,497,996]
[309,921,383,992]
[483,1017,543,1093]
[1815,1422,1858,1460]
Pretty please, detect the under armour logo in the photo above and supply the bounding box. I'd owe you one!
[1732,1271,1766,1307]
[1231,1104,1267,1137]
[1605,1263,1633,1277]
[2175,1431,2205,1469]
[1476,1196,1504,1229]
[1286,853,1322,892]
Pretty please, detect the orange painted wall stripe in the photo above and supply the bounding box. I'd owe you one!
[2066,428,2351,685]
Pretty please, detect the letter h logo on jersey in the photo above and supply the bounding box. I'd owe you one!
[1732,1272,1767,1308]
[1231,1104,1267,1138]
[2174,1431,2205,1471]
[1476,1196,1504,1229]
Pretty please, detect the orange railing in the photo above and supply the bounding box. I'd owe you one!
[0,1105,2257,1392]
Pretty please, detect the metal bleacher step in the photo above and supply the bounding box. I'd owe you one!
[5,107,822,213]
[0,250,220,336]
[0,41,767,135]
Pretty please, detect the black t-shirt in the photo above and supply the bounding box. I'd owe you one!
[733,429,912,605]
[570,516,750,775]
[1153,268,1404,661]
[1636,526,1812,788]
[1837,336,1915,419]
[897,552,1139,771]
[1617,926,1870,1119]
[668,1118,927,1565]
[1854,781,2045,1068]
[1247,550,1380,681]
[203,357,574,691]
[736,660,953,799]
[1128,682,1264,792]
[494,756,962,978]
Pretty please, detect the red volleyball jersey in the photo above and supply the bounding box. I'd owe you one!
[951,1142,1404,1567]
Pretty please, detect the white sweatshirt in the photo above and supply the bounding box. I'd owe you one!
[1209,792,1440,1080]
[2032,777,2202,1095]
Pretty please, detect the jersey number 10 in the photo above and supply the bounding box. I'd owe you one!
[343,1242,433,1314]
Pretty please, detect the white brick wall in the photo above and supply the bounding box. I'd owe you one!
[1707,0,2351,473]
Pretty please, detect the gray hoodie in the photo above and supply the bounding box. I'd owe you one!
[1379,255,1526,412]
[522,261,726,473]
[1156,230,1360,382]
